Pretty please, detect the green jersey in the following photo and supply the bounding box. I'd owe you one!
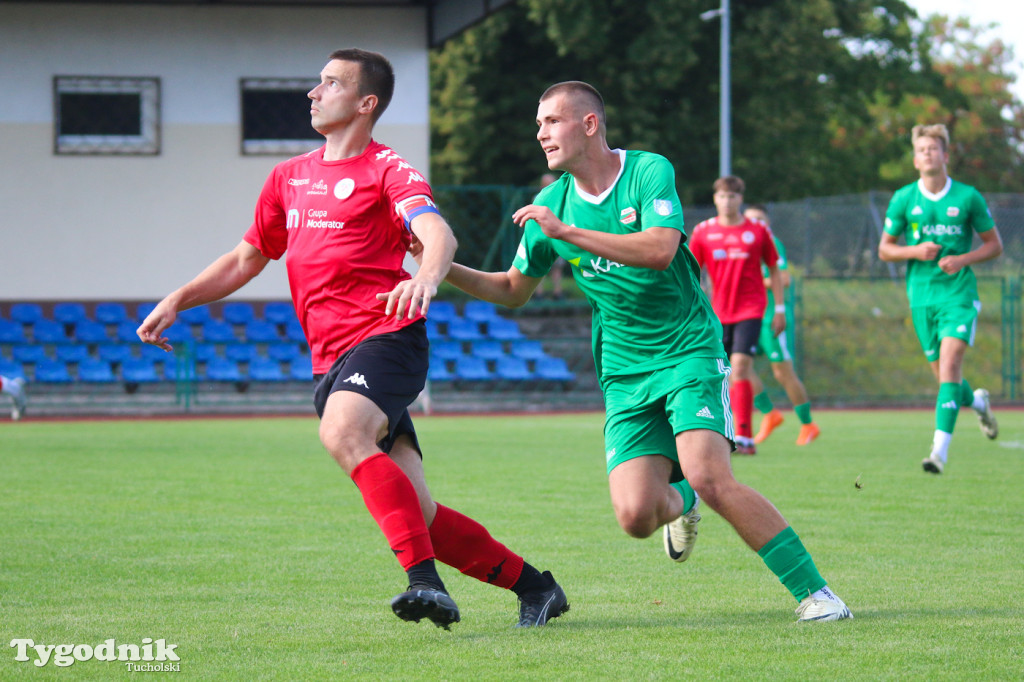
[512,150,724,383]
[761,235,788,312]
[884,178,995,307]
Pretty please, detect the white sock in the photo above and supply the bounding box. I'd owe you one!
[810,586,844,604]
[972,393,987,412]
[931,431,952,462]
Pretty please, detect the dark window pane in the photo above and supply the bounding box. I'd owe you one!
[242,89,312,140]
[59,93,142,136]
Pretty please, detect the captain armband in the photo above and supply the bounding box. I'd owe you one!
[395,195,440,231]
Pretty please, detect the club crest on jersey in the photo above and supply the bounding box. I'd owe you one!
[620,207,637,225]
[307,180,329,196]
[742,231,755,244]
[334,178,355,200]
[946,206,960,217]
[653,199,672,216]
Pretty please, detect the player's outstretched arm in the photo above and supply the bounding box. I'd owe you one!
[446,263,541,309]
[937,226,1003,274]
[878,233,940,262]
[137,240,269,351]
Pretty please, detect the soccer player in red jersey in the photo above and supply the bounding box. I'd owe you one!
[138,49,566,629]
[688,176,784,455]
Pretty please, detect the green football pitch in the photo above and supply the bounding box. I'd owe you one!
[1,410,1021,680]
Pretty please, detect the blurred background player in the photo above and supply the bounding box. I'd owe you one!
[442,81,851,622]
[689,177,785,455]
[743,204,820,447]
[1,375,27,420]
[878,123,1002,474]
[139,48,567,629]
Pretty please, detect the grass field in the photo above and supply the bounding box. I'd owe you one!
[1,410,1022,680]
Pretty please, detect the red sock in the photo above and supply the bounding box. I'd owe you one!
[731,379,753,438]
[350,453,433,570]
[429,504,524,589]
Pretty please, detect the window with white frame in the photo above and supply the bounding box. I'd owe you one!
[54,76,160,155]
[240,78,321,155]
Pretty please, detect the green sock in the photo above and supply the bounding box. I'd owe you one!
[794,402,812,425]
[959,379,974,407]
[757,526,826,601]
[753,391,774,414]
[670,480,696,515]
[936,382,961,434]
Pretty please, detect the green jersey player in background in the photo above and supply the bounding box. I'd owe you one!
[440,81,851,622]
[743,204,820,447]
[879,123,1002,474]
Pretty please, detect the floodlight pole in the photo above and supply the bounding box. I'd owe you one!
[701,0,731,177]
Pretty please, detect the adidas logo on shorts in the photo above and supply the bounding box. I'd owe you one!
[696,406,714,419]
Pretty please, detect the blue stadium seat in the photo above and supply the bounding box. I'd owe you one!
[34,359,73,383]
[56,345,91,363]
[288,355,313,380]
[448,317,485,342]
[535,356,576,382]
[470,340,505,360]
[495,355,534,381]
[454,355,493,382]
[510,339,547,360]
[427,301,458,324]
[425,319,445,341]
[97,344,135,365]
[164,324,195,344]
[139,343,172,361]
[205,358,244,382]
[162,356,196,381]
[73,319,111,344]
[54,302,88,325]
[263,301,297,325]
[249,358,286,381]
[178,305,212,325]
[135,302,158,322]
[202,320,238,343]
[190,343,220,363]
[222,302,255,325]
[122,358,161,384]
[225,344,260,363]
[245,319,281,343]
[284,319,308,344]
[0,358,26,380]
[464,300,500,323]
[431,340,464,361]
[0,319,27,344]
[94,302,129,325]
[487,317,524,340]
[32,320,69,344]
[428,359,454,382]
[10,303,44,325]
[267,343,303,363]
[13,345,49,364]
[78,359,116,383]
[116,321,140,343]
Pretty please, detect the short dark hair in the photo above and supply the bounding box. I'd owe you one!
[713,175,745,194]
[540,81,606,128]
[746,203,768,214]
[329,48,395,121]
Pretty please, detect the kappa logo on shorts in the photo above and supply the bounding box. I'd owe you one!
[344,373,369,389]
[696,406,714,418]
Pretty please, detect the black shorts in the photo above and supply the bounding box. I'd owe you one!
[312,321,428,455]
[721,317,762,356]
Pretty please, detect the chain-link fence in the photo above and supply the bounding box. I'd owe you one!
[436,187,1024,406]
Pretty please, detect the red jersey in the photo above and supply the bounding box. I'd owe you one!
[688,217,779,324]
[244,140,434,373]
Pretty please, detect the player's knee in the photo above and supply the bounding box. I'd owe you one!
[319,419,368,473]
[613,503,658,539]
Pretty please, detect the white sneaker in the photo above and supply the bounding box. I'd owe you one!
[795,589,853,623]
[663,498,701,562]
[921,455,944,474]
[9,377,26,421]
[973,388,998,440]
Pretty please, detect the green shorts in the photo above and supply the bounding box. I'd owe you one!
[603,356,733,482]
[759,309,796,362]
[911,302,980,362]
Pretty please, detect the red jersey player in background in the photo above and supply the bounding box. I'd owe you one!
[138,49,567,630]
[689,176,785,455]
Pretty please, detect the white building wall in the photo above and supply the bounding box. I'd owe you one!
[0,2,430,302]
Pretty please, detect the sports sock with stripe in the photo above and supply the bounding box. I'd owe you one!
[936,382,961,435]
[757,526,827,602]
[670,480,697,516]
[428,503,525,590]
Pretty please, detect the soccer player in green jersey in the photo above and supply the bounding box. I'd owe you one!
[879,124,1002,474]
[439,81,851,622]
[743,204,820,447]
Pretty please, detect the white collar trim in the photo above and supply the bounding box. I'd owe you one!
[573,149,627,204]
[918,177,951,201]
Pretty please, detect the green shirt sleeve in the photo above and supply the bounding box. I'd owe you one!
[884,187,909,237]
[968,187,996,234]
